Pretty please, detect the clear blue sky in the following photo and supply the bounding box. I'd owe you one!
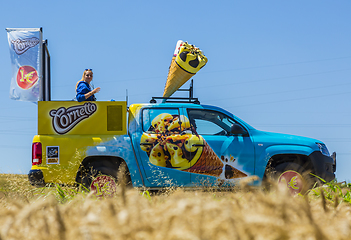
[0,1,350,182]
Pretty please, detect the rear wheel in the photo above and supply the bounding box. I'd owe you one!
[79,160,130,197]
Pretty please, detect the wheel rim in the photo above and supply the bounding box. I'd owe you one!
[278,170,304,195]
[90,175,117,198]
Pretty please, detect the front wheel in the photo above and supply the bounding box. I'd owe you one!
[272,162,313,195]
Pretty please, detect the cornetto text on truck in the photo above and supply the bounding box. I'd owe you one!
[29,94,336,195]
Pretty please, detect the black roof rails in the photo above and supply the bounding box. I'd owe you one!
[150,79,200,104]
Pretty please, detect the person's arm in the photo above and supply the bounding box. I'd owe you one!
[84,87,100,100]
[76,82,100,102]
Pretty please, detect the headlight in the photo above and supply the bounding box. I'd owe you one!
[316,142,330,156]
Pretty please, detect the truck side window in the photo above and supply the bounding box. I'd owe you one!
[142,108,181,133]
[187,109,235,136]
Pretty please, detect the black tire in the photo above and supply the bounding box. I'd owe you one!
[270,162,314,194]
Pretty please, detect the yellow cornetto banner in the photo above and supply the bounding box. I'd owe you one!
[38,101,127,135]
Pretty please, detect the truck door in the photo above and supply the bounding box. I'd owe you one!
[186,109,255,186]
[135,107,191,187]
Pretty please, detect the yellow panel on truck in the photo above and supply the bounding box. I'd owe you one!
[31,101,127,185]
[38,101,127,135]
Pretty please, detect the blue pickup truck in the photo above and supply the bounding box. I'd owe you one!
[29,98,336,195]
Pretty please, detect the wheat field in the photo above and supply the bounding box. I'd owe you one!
[0,174,350,240]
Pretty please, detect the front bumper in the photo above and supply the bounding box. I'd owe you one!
[28,169,46,187]
[309,151,336,182]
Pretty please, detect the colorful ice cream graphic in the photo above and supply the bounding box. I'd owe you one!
[140,113,247,179]
[163,40,208,99]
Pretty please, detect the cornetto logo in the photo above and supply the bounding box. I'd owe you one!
[11,37,40,55]
[49,103,97,134]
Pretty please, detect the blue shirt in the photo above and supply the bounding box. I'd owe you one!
[76,81,95,102]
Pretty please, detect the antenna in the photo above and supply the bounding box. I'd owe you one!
[126,89,128,106]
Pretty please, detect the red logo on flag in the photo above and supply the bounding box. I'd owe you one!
[16,66,38,89]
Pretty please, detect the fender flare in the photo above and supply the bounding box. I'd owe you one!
[255,144,314,179]
[74,142,145,187]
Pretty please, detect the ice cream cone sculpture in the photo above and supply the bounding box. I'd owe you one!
[140,113,247,179]
[163,41,208,99]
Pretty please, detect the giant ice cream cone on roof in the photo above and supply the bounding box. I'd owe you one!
[163,41,208,98]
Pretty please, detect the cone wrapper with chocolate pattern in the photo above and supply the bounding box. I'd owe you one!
[163,58,194,99]
[163,41,208,98]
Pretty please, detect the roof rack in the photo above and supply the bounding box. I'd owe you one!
[150,79,200,104]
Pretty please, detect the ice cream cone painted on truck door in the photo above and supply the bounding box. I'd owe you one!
[163,41,208,99]
[139,111,248,181]
[184,137,224,177]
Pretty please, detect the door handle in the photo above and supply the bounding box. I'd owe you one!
[192,144,205,147]
[140,143,153,146]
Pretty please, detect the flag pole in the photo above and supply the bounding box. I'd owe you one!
[42,39,51,101]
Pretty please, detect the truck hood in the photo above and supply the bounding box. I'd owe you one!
[250,129,322,150]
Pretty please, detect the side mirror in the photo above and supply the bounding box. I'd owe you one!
[230,123,248,136]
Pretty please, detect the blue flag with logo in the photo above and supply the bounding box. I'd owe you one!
[6,28,42,102]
